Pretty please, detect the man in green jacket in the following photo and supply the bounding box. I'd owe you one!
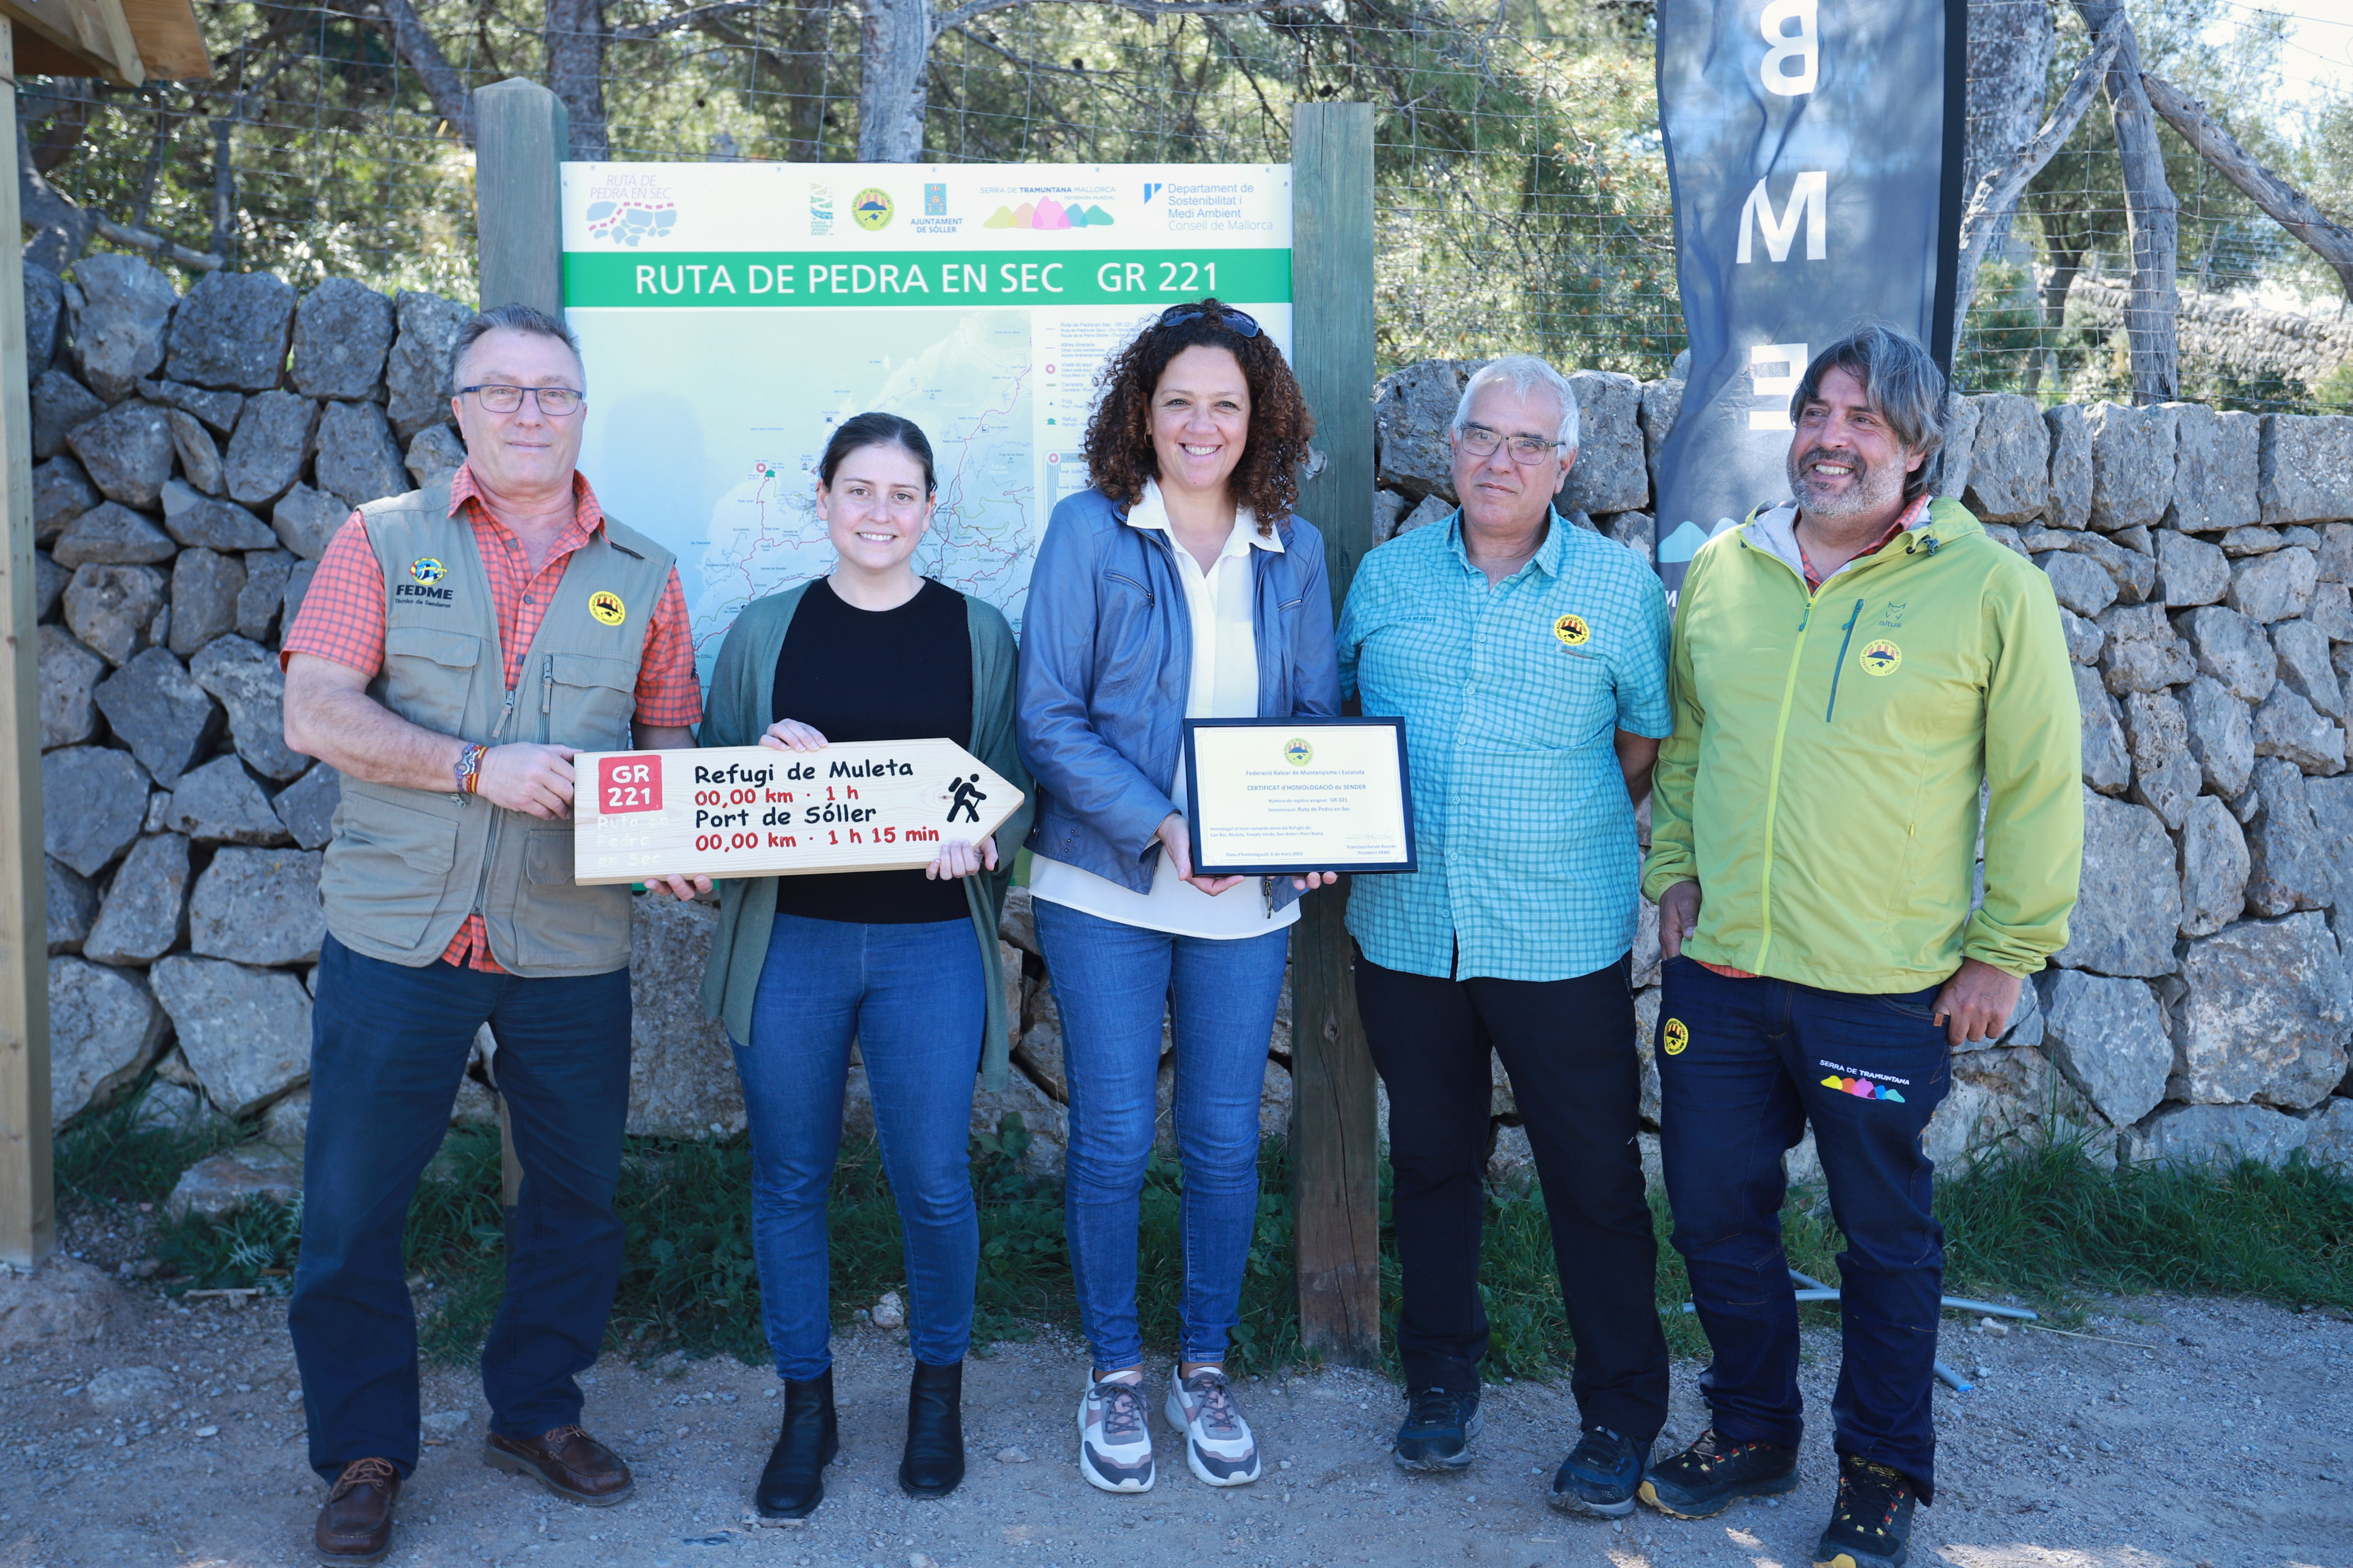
[1637,326,2081,1568]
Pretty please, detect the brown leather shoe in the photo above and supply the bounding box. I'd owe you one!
[315,1457,401,1564]
[484,1424,635,1505]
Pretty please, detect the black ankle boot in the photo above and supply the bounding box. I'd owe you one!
[756,1369,839,1519]
[898,1359,965,1498]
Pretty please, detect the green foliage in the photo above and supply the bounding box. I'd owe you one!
[52,1075,245,1207]
[148,1193,301,1296]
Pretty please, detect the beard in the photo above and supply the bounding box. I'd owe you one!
[1789,445,1906,523]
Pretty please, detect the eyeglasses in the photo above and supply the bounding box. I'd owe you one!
[1156,304,1262,338]
[1456,424,1565,463]
[459,384,585,417]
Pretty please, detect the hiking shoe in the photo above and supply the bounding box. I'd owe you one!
[1813,1455,1917,1568]
[1392,1387,1482,1472]
[1549,1425,1649,1517]
[1077,1372,1156,1493]
[1637,1428,1799,1519]
[1163,1366,1261,1486]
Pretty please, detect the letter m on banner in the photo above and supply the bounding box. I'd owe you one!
[1737,173,1828,263]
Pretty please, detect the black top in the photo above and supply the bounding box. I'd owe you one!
[770,575,974,924]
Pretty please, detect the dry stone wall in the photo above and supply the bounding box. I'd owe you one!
[29,262,2353,1193]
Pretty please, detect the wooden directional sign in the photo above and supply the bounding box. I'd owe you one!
[572,740,1024,885]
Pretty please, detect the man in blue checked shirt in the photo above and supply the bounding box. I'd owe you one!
[1337,355,1672,1516]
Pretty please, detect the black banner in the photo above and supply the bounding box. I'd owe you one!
[1652,0,1967,600]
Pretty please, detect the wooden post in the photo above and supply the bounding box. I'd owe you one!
[474,77,569,315]
[472,76,567,1210]
[0,16,58,1272]
[1287,102,1380,1367]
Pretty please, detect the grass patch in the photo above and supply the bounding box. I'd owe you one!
[54,1074,245,1206]
[124,1115,2353,1378]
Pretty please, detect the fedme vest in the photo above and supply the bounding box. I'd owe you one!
[318,482,675,977]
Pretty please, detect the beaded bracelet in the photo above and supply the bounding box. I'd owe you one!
[455,743,488,795]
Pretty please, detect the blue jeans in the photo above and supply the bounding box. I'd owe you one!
[733,912,984,1379]
[1657,957,1953,1499]
[1033,900,1290,1372]
[290,935,631,1481]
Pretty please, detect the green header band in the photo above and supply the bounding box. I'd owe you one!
[562,248,1291,308]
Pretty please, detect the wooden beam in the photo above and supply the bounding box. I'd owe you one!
[474,78,570,316]
[115,0,208,81]
[0,0,140,85]
[2142,71,2353,306]
[0,18,58,1272]
[1287,100,1380,1369]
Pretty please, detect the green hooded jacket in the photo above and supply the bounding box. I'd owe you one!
[1642,497,2083,993]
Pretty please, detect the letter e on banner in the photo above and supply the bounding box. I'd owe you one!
[601,754,665,814]
[1749,342,1808,431]
[1759,0,1818,95]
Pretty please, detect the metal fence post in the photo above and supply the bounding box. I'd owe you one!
[1287,100,1380,1367]
[0,16,57,1271]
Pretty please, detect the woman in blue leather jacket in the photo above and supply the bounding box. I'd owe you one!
[1016,300,1340,1494]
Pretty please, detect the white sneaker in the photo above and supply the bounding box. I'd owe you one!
[1077,1372,1156,1493]
[1163,1365,1261,1486]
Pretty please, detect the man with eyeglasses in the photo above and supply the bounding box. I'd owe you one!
[1335,355,1672,1515]
[279,303,708,1561]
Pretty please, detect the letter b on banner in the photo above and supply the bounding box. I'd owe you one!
[1759,0,1818,95]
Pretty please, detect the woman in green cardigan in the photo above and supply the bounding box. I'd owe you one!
[698,413,1032,1521]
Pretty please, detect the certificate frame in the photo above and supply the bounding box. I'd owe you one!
[1181,716,1418,878]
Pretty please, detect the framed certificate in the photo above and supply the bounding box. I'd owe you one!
[1182,717,1418,878]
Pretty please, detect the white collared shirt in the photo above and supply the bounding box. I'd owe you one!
[1028,481,1298,939]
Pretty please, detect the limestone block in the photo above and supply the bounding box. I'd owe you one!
[625,895,745,1137]
[45,956,167,1123]
[2226,547,2317,625]
[1370,491,1404,544]
[2308,582,2353,643]
[1925,1046,2099,1169]
[2042,552,2115,619]
[2272,620,2344,724]
[34,455,98,543]
[2302,775,2353,913]
[1561,370,1647,516]
[65,401,175,510]
[41,745,149,875]
[1394,494,1451,538]
[2257,414,2353,526]
[2220,525,2279,556]
[2208,409,2262,531]
[92,648,220,785]
[2304,1097,2353,1170]
[83,833,191,966]
[46,856,96,954]
[2320,523,2353,583]
[190,634,306,779]
[2251,686,2346,775]
[2163,403,2258,534]
[137,378,244,436]
[385,290,473,440]
[1374,358,1476,502]
[164,271,296,392]
[238,549,294,643]
[2001,974,2044,1048]
[150,956,313,1116]
[188,847,326,966]
[283,559,318,632]
[23,260,63,376]
[2245,758,2332,914]
[2075,666,2130,795]
[33,553,65,622]
[290,278,395,401]
[165,408,223,498]
[2177,679,2254,802]
[2059,608,2104,665]
[2120,690,2197,829]
[68,254,175,401]
[1981,522,2029,559]
[0,1257,117,1350]
[2179,794,2249,938]
[167,548,246,657]
[63,563,166,667]
[2173,913,2352,1109]
[30,369,103,460]
[52,501,175,571]
[271,483,349,560]
[1962,392,2049,522]
[1604,511,1654,560]
[2155,531,2228,608]
[404,424,466,492]
[1639,378,1683,465]
[998,884,1038,957]
[2052,789,2180,977]
[165,1142,304,1217]
[223,391,319,508]
[2037,970,2170,1128]
[166,754,292,845]
[2125,1102,2309,1167]
[39,626,105,751]
[2178,605,2276,704]
[261,1087,310,1146]
[2094,602,2193,694]
[312,399,409,509]
[2084,402,2177,532]
[1935,394,1978,499]
[973,1064,1068,1177]
[163,495,275,553]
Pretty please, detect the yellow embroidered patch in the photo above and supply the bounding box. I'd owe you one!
[1859,639,1901,676]
[589,591,628,627]
[1662,1018,1689,1056]
[1553,612,1590,647]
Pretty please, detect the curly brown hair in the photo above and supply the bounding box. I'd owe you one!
[1082,300,1316,534]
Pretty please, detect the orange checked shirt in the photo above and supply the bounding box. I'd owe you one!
[282,463,703,973]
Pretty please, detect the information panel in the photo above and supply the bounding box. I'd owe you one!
[559,163,1293,673]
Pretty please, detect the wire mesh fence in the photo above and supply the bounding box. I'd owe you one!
[19,0,2351,409]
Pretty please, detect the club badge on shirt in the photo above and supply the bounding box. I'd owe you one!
[589,590,628,627]
[1860,639,1902,676]
[1553,612,1590,647]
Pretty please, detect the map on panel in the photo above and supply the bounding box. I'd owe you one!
[559,163,1293,677]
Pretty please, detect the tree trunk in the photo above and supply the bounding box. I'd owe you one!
[2072,0,2178,404]
[545,0,611,161]
[1963,0,2055,265]
[857,0,931,162]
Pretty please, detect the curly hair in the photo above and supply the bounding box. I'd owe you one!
[1082,300,1316,534]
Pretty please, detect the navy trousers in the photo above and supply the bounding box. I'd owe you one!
[1656,957,1951,1501]
[289,934,631,1481]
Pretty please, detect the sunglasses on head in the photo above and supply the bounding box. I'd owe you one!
[1156,304,1262,338]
